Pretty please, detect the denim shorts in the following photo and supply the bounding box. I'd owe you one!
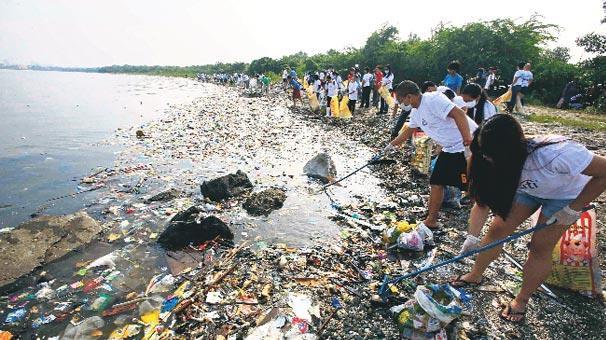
[514,191,574,218]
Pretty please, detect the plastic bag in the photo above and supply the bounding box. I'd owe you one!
[411,133,434,176]
[531,207,602,297]
[383,221,417,244]
[492,88,511,105]
[338,96,351,119]
[396,223,434,251]
[392,284,462,335]
[397,230,425,251]
[329,97,339,118]
[306,87,320,112]
[87,252,117,269]
[378,86,395,108]
[61,316,105,340]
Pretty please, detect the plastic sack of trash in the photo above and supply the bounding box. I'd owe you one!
[338,96,351,119]
[378,85,395,108]
[411,133,434,176]
[492,88,511,106]
[383,221,417,244]
[530,207,602,297]
[396,223,434,251]
[391,284,462,336]
[306,87,320,112]
[330,97,340,118]
[397,229,425,251]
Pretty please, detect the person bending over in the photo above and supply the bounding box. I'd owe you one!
[453,114,606,322]
[387,80,477,229]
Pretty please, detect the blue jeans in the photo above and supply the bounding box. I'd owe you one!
[514,192,574,218]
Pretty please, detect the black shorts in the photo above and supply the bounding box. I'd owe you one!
[520,87,530,95]
[429,151,468,190]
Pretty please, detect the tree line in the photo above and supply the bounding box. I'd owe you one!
[3,14,604,111]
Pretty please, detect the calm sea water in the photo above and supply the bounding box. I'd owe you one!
[0,69,203,228]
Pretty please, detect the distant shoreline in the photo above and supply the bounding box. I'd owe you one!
[0,65,197,78]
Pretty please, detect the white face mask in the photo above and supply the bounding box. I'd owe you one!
[402,104,412,111]
[465,100,477,109]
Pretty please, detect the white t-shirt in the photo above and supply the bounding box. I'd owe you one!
[362,73,373,87]
[382,72,394,89]
[408,92,478,153]
[326,81,337,97]
[512,70,524,86]
[481,101,497,121]
[520,70,533,87]
[348,81,359,100]
[314,79,322,93]
[467,101,497,123]
[336,76,344,89]
[518,136,593,199]
[453,96,467,109]
[485,73,496,89]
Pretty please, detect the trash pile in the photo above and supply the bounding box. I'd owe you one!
[1,82,606,339]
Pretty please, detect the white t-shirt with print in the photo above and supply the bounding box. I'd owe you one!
[512,70,524,86]
[520,71,533,87]
[408,92,478,153]
[518,136,593,199]
[362,73,373,87]
[348,81,359,100]
[382,73,394,89]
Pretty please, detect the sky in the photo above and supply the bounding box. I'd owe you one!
[1,0,605,67]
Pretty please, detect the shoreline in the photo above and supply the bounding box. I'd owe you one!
[1,83,605,339]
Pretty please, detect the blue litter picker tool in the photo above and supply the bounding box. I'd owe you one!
[378,205,594,298]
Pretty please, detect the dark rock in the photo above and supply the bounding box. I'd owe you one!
[200,170,253,201]
[157,206,233,250]
[243,188,287,216]
[136,130,145,139]
[303,153,337,183]
[145,188,181,203]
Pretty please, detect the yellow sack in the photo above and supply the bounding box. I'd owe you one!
[338,96,351,119]
[330,97,339,117]
[306,86,320,112]
[493,88,511,105]
[378,86,395,108]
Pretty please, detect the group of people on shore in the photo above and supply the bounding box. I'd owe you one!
[198,72,271,94]
[284,61,605,323]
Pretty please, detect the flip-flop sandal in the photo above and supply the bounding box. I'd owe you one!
[449,274,483,288]
[499,302,526,323]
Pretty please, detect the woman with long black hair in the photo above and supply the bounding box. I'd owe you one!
[461,83,497,125]
[452,114,606,322]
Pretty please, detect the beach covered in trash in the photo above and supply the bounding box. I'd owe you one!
[1,82,606,339]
